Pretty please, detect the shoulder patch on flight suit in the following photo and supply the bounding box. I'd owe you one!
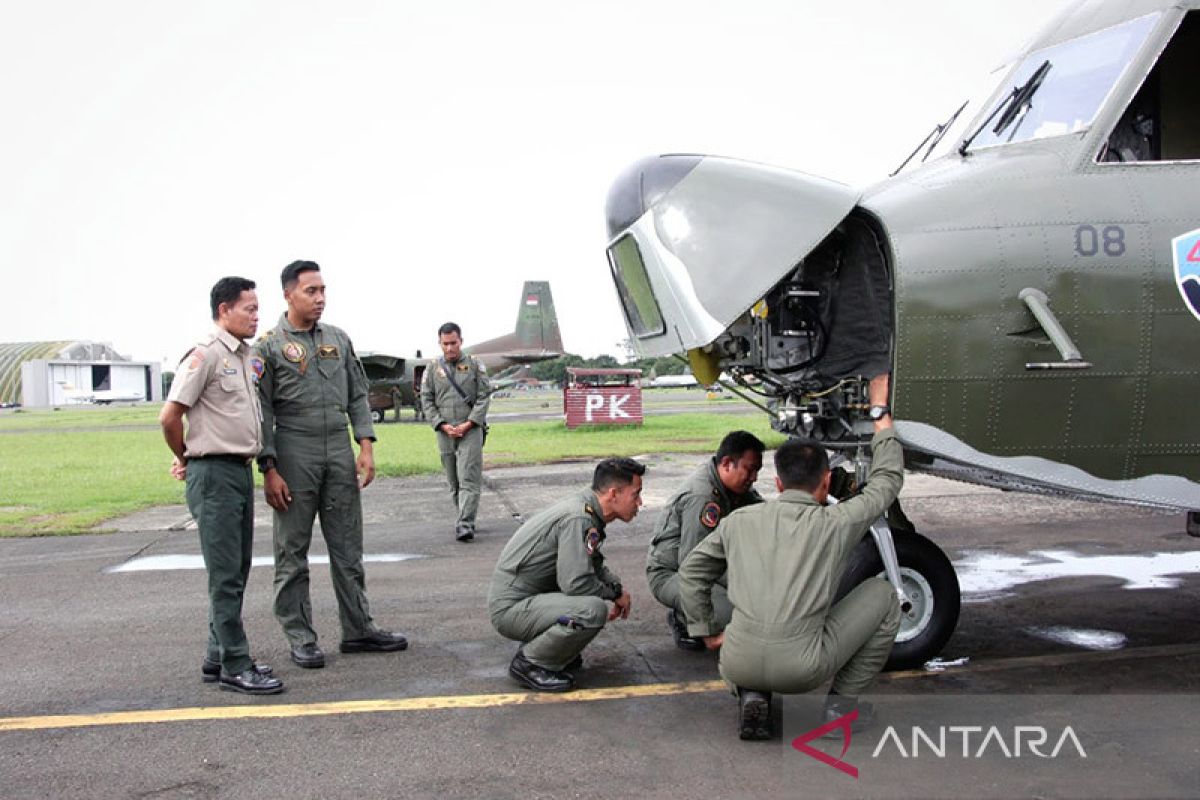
[318,344,339,359]
[585,527,602,555]
[700,501,721,529]
[250,357,265,383]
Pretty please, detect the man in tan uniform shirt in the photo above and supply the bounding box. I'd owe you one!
[160,276,283,695]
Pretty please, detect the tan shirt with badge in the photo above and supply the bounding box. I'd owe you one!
[488,489,623,614]
[167,327,262,458]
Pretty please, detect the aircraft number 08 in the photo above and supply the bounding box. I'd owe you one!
[1074,224,1126,257]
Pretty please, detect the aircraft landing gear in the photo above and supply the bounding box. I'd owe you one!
[835,528,961,670]
[370,408,386,424]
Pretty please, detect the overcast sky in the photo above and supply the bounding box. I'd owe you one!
[0,0,1067,366]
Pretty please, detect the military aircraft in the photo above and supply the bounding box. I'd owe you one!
[466,280,564,374]
[362,281,564,422]
[602,0,1200,668]
[55,381,144,405]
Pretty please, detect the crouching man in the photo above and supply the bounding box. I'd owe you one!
[646,430,764,650]
[679,374,902,740]
[488,458,642,692]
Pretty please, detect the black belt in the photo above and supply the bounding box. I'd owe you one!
[190,454,253,465]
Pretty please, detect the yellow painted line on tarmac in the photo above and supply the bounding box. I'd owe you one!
[0,679,728,733]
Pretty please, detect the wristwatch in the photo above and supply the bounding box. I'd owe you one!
[257,456,277,474]
[868,404,891,421]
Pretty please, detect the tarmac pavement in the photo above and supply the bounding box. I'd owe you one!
[1,452,1198,798]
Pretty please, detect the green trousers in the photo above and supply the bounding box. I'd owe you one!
[437,426,484,530]
[186,458,254,676]
[490,593,609,671]
[649,570,733,631]
[272,432,377,647]
[719,577,900,696]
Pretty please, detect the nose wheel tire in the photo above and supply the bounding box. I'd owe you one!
[834,530,960,671]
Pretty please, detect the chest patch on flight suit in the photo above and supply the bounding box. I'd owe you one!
[456,362,470,372]
[585,527,602,555]
[282,342,306,363]
[318,344,339,359]
[700,501,722,529]
[250,357,264,382]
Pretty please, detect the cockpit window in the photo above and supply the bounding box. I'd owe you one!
[1099,11,1200,163]
[965,13,1158,151]
[607,234,666,339]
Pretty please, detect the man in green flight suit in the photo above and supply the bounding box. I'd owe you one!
[488,458,642,692]
[646,430,765,651]
[680,374,902,740]
[419,322,491,542]
[253,260,408,669]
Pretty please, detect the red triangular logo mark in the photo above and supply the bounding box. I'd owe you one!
[790,710,859,778]
[1187,239,1200,262]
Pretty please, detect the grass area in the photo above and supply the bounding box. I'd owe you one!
[0,405,782,537]
[0,406,164,431]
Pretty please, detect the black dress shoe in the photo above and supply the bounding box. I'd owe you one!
[219,668,285,695]
[202,657,273,683]
[509,650,574,693]
[667,609,706,652]
[822,695,875,735]
[290,642,326,668]
[455,524,474,542]
[340,630,409,653]
[738,688,773,740]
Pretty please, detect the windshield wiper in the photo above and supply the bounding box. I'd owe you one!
[889,100,969,177]
[959,60,1052,155]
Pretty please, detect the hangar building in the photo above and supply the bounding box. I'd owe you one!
[0,341,161,408]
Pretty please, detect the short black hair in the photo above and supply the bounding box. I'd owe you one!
[438,322,462,338]
[715,430,766,464]
[210,276,256,320]
[281,260,320,289]
[592,457,646,492]
[774,438,830,492]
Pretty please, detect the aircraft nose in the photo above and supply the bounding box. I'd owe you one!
[605,154,703,241]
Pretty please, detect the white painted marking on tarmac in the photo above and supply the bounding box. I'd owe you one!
[1025,626,1127,651]
[954,549,1200,602]
[923,656,970,672]
[105,553,425,573]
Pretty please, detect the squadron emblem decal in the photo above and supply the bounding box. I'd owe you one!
[585,527,602,555]
[700,501,722,529]
[1172,227,1200,321]
[282,341,306,363]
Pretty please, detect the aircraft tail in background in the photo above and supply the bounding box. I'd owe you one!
[469,281,564,371]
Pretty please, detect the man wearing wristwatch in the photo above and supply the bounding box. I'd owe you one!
[488,458,641,692]
[253,260,408,669]
[679,373,903,740]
